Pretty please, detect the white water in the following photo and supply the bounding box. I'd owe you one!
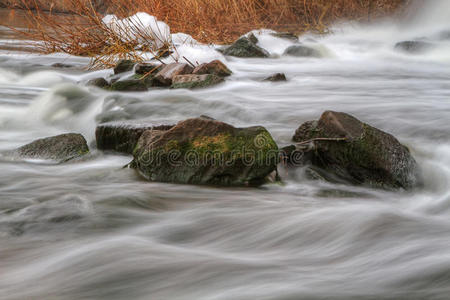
[1,1,450,299]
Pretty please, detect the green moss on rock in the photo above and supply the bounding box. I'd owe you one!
[132,118,279,186]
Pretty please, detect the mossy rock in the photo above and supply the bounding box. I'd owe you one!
[171,74,224,89]
[109,79,148,92]
[223,35,270,58]
[87,77,109,88]
[132,118,279,186]
[292,111,421,190]
[113,59,136,74]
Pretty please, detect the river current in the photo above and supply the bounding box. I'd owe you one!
[1,1,450,299]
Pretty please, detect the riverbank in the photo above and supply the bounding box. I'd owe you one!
[1,0,409,44]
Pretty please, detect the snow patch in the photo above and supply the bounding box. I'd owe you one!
[102,12,170,49]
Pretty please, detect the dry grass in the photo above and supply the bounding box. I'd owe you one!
[9,0,409,66]
[123,0,409,43]
[11,0,175,68]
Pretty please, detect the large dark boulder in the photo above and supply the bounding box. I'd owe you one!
[394,41,433,54]
[132,117,279,186]
[96,121,175,154]
[283,45,322,58]
[223,34,270,58]
[292,111,421,190]
[12,133,89,162]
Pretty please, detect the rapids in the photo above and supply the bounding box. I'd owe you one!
[0,1,450,299]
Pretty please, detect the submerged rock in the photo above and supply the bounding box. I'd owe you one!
[264,73,287,82]
[132,117,279,186]
[113,59,136,74]
[51,63,74,69]
[223,34,270,58]
[292,111,421,190]
[394,41,433,54]
[283,45,322,58]
[171,74,224,89]
[193,60,232,77]
[13,133,89,162]
[154,63,194,86]
[96,121,174,155]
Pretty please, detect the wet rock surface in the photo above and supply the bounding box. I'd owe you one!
[171,74,224,89]
[264,73,287,82]
[11,133,89,162]
[223,34,270,58]
[154,63,194,86]
[292,111,421,190]
[395,41,434,53]
[96,121,175,155]
[132,117,279,186]
[193,60,232,77]
[113,59,136,74]
[283,45,322,58]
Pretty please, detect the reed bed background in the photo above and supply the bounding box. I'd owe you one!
[6,0,409,65]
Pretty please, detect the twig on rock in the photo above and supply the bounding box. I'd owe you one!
[295,137,347,146]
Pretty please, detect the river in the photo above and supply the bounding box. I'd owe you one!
[1,1,450,300]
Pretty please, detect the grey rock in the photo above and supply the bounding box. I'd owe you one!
[283,45,322,58]
[223,35,270,58]
[12,133,89,162]
[96,120,175,154]
[171,74,224,89]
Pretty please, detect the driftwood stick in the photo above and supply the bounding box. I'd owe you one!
[183,56,197,68]
[295,137,347,146]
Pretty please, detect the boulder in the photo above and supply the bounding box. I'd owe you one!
[13,133,89,162]
[264,73,287,82]
[223,34,270,58]
[283,45,322,58]
[193,60,232,77]
[171,74,224,89]
[132,117,279,186]
[96,121,174,155]
[87,77,109,88]
[113,59,136,74]
[292,111,421,190]
[154,63,194,86]
[394,41,433,54]
[109,79,148,92]
[135,63,163,75]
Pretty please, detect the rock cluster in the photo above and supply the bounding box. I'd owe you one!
[7,110,421,190]
[88,59,232,92]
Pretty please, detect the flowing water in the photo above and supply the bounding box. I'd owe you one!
[1,1,450,299]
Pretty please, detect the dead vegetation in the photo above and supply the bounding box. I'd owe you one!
[7,0,409,66]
